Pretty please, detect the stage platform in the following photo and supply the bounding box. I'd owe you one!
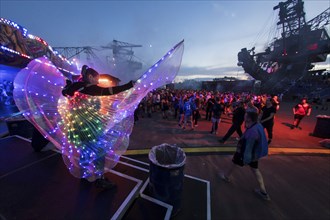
[0,136,210,220]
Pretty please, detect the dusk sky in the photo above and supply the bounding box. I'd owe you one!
[1,0,329,82]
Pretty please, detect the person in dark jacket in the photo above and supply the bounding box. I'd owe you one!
[205,95,215,121]
[260,98,276,144]
[210,97,224,134]
[219,101,245,143]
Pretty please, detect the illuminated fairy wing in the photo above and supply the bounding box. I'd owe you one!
[13,58,67,149]
[13,40,184,180]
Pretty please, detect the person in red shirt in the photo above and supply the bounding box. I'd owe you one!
[292,98,312,130]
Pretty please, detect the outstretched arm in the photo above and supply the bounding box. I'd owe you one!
[63,81,134,96]
[109,81,134,95]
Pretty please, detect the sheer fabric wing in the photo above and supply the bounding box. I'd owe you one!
[13,58,67,149]
[13,40,184,180]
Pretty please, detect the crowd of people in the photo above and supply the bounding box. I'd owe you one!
[0,80,14,106]
[134,89,284,142]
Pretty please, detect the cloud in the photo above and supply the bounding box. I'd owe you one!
[179,65,241,75]
[175,64,250,82]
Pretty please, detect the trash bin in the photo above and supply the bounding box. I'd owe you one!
[312,115,330,138]
[148,143,186,216]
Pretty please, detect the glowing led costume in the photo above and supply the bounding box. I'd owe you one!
[13,40,184,181]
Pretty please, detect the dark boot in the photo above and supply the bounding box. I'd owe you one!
[95,177,116,190]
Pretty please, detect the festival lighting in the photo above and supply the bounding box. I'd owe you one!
[0,17,27,36]
[0,17,78,72]
[0,46,32,59]
[98,78,114,87]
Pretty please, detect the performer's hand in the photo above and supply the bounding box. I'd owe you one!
[65,79,72,86]
[62,79,73,97]
[131,80,137,86]
[128,80,135,88]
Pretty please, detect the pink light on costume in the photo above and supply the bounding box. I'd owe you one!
[13,40,184,181]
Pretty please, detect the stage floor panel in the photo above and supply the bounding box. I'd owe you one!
[142,176,210,220]
[0,136,55,177]
[122,196,170,220]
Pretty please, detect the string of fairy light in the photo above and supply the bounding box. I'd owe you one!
[0,17,77,71]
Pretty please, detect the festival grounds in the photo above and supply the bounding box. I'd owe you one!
[0,100,329,219]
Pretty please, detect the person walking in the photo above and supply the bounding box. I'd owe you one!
[182,97,194,130]
[205,95,215,121]
[192,94,201,127]
[260,98,276,144]
[219,101,245,143]
[292,98,312,129]
[210,97,224,134]
[219,110,270,201]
